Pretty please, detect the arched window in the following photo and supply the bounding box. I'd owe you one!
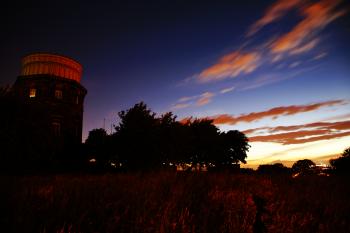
[29,88,36,98]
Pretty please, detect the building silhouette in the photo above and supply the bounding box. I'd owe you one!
[12,53,87,158]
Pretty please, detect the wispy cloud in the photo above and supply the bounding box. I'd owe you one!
[247,0,302,36]
[244,120,350,145]
[289,61,301,68]
[180,0,346,103]
[197,51,261,83]
[249,128,350,145]
[173,86,235,110]
[270,0,346,55]
[238,65,319,91]
[172,103,191,110]
[172,91,216,109]
[220,86,235,94]
[184,99,346,125]
[312,52,328,60]
[244,120,350,135]
[289,38,319,55]
[178,96,197,103]
[196,92,215,106]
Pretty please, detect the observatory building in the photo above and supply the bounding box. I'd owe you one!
[12,53,87,152]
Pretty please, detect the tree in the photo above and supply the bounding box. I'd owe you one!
[187,119,220,168]
[257,163,290,175]
[292,159,315,175]
[115,102,159,170]
[157,112,183,167]
[109,102,251,171]
[342,147,350,157]
[217,130,250,167]
[85,128,110,167]
[330,146,350,174]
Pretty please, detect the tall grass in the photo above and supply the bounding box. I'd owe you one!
[1,173,349,233]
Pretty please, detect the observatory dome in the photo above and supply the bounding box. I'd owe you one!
[21,53,82,82]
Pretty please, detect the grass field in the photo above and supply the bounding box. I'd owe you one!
[1,172,350,233]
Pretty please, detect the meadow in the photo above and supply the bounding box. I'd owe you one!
[1,172,350,233]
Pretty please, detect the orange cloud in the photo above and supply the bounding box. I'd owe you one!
[198,51,260,82]
[208,100,346,125]
[249,129,330,144]
[247,0,302,36]
[244,120,350,135]
[271,0,346,54]
[196,92,215,106]
[244,120,350,145]
[249,130,350,145]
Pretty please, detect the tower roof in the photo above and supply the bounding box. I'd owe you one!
[21,53,83,83]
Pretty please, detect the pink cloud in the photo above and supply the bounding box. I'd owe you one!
[196,92,215,106]
[198,51,261,83]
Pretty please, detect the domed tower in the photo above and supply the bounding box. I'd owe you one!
[12,53,87,153]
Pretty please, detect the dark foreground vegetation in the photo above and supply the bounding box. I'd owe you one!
[2,172,350,233]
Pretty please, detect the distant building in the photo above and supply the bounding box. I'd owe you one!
[12,53,87,155]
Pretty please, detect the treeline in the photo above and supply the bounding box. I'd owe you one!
[254,150,350,176]
[0,87,250,173]
[84,102,250,171]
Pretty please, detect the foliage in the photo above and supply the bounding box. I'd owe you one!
[109,102,250,171]
[85,128,111,169]
[342,147,350,157]
[257,163,291,175]
[115,102,160,170]
[292,159,316,175]
[330,146,350,174]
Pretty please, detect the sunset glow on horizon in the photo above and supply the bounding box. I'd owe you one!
[1,0,349,167]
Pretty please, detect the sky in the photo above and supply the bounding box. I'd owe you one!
[1,0,350,168]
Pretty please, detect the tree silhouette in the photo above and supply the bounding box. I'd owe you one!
[218,130,250,166]
[187,119,220,168]
[157,112,183,168]
[115,102,159,170]
[292,159,315,176]
[85,128,111,169]
[257,163,290,175]
[111,102,250,171]
[330,146,350,174]
[342,147,350,157]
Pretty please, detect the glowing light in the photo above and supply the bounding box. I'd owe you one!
[29,88,36,98]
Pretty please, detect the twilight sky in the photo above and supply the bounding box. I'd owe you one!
[1,0,350,167]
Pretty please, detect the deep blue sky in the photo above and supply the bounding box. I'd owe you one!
[1,0,350,166]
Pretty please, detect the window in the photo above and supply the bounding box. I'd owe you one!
[55,90,62,99]
[29,88,36,98]
[52,122,61,136]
